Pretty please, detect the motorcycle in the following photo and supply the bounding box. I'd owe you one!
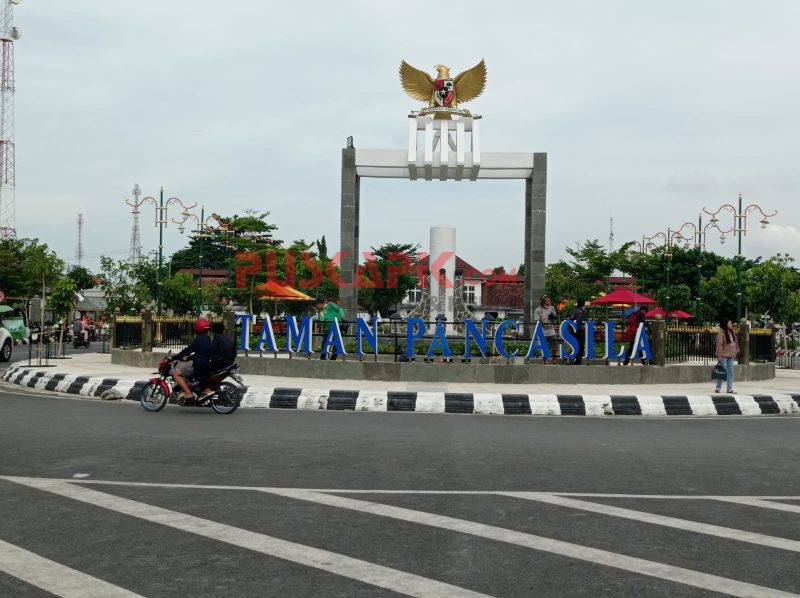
[139,352,247,415]
[73,332,90,349]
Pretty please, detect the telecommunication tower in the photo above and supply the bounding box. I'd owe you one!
[127,183,142,264]
[75,213,84,266]
[609,216,614,252]
[0,0,20,241]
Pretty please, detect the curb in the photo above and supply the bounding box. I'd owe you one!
[3,365,800,416]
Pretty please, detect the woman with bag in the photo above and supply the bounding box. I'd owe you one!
[714,317,739,394]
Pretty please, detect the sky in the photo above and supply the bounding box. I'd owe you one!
[10,0,800,273]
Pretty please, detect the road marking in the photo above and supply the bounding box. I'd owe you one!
[715,497,800,514]
[0,538,142,598]
[263,488,800,598]
[4,476,800,500]
[503,493,800,553]
[4,477,490,598]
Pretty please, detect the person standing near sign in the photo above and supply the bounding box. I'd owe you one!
[569,298,587,365]
[534,295,558,364]
[317,296,346,360]
[623,306,648,365]
[714,317,738,393]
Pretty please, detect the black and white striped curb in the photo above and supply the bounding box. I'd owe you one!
[3,365,800,416]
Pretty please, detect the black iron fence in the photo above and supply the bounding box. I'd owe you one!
[665,325,775,364]
[114,318,142,349]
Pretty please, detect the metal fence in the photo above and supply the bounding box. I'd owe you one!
[665,325,775,364]
[114,318,142,349]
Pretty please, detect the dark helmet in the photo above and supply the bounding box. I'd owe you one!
[193,318,211,334]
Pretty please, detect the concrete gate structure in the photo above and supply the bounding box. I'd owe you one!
[339,114,547,331]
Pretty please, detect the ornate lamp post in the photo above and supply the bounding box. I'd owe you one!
[126,188,196,315]
[703,194,777,322]
[174,207,221,316]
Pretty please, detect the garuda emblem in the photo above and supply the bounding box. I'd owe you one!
[399,59,487,118]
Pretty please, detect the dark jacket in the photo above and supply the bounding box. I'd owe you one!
[210,333,236,368]
[174,335,212,367]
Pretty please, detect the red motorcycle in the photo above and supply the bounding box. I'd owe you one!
[139,352,247,415]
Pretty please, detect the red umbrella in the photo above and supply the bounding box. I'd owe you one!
[589,288,657,306]
[645,307,666,318]
[668,310,694,319]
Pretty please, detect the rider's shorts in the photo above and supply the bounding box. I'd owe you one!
[173,361,194,378]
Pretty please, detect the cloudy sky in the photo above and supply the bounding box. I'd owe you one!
[11,0,800,272]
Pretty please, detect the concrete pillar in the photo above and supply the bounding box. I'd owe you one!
[111,307,120,349]
[429,226,456,323]
[223,306,236,344]
[523,152,547,335]
[738,319,750,366]
[650,318,666,366]
[141,308,153,353]
[339,146,360,318]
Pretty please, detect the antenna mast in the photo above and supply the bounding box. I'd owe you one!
[128,183,142,263]
[609,216,614,252]
[75,213,84,266]
[0,0,20,240]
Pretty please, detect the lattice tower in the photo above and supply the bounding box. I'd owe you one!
[75,213,84,266]
[127,183,142,263]
[0,0,19,240]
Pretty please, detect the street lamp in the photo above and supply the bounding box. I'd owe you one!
[703,194,777,322]
[126,188,196,316]
[173,207,222,316]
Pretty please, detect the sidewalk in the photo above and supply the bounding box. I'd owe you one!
[3,353,800,416]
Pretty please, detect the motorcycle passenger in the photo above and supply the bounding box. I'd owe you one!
[193,322,237,399]
[173,318,212,402]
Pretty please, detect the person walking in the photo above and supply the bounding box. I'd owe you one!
[623,305,648,365]
[714,317,739,394]
[569,298,587,365]
[534,295,559,364]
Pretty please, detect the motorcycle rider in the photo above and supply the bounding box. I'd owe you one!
[172,318,213,403]
[192,322,237,400]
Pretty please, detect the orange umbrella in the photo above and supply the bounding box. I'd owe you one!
[255,281,313,301]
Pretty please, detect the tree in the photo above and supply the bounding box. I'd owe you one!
[655,284,693,313]
[700,265,738,323]
[67,266,95,291]
[98,257,152,316]
[360,242,420,316]
[47,277,77,355]
[0,238,64,302]
[162,273,199,315]
[743,255,800,325]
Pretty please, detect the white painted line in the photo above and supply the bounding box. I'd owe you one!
[715,497,800,514]
[263,488,798,598]
[0,538,142,598]
[582,395,613,416]
[637,395,668,416]
[414,392,445,413]
[503,493,800,553]
[5,477,489,598]
[4,477,800,500]
[529,394,560,415]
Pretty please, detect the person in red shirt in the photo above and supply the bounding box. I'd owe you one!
[622,306,648,365]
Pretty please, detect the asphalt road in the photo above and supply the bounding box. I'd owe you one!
[1,383,799,597]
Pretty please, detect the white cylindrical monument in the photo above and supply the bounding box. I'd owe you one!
[429,226,456,324]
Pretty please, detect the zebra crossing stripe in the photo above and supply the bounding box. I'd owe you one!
[264,488,799,598]
[503,493,800,553]
[0,538,142,598]
[4,477,490,598]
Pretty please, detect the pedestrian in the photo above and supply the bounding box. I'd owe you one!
[569,298,587,365]
[534,295,558,363]
[714,317,739,394]
[317,296,346,360]
[622,306,648,365]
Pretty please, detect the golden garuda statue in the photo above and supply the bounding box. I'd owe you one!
[399,59,487,118]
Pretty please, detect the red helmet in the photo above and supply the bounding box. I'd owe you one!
[193,318,211,334]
